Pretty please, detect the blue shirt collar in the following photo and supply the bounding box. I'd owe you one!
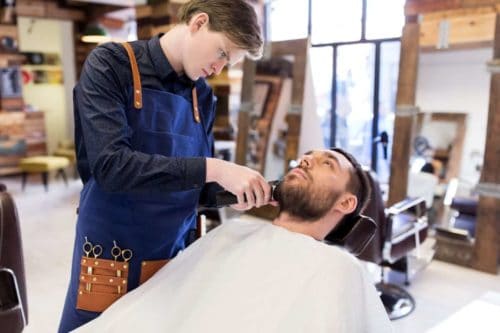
[147,34,195,87]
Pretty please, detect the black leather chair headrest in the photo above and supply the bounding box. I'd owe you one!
[323,215,377,256]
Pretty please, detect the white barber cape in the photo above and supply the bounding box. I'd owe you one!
[75,218,392,333]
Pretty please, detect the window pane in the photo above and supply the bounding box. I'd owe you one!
[376,41,401,184]
[269,0,308,41]
[366,0,405,39]
[311,0,362,44]
[310,46,333,148]
[335,44,375,168]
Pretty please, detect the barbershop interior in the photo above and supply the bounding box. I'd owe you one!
[1,0,500,332]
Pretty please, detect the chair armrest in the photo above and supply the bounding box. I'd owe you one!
[0,268,26,332]
[384,197,426,241]
[386,197,427,218]
[383,197,429,264]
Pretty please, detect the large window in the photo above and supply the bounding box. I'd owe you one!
[309,46,333,148]
[335,44,375,168]
[366,0,406,39]
[268,0,309,42]
[311,1,363,44]
[268,0,405,183]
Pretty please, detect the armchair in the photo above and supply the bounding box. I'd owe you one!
[358,171,431,320]
[439,178,478,238]
[0,184,28,332]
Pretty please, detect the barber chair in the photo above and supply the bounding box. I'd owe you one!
[357,171,430,320]
[446,197,477,237]
[437,178,478,239]
[0,184,28,332]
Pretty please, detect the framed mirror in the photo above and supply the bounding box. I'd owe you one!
[413,112,467,183]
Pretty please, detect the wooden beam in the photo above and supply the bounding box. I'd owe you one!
[387,23,420,206]
[420,11,496,49]
[15,0,47,17]
[405,0,463,16]
[235,59,256,166]
[463,0,500,7]
[46,1,86,21]
[406,0,500,16]
[16,0,86,21]
[421,6,497,20]
[472,13,500,274]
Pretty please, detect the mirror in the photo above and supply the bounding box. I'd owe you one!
[412,112,467,183]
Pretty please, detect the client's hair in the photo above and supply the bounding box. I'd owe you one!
[330,147,371,224]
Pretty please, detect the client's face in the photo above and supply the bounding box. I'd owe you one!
[275,150,352,221]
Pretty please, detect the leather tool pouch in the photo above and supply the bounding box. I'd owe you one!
[139,259,169,285]
[76,257,129,313]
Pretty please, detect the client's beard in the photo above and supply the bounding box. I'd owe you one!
[274,175,341,222]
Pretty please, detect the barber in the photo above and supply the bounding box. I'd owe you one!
[58,1,268,331]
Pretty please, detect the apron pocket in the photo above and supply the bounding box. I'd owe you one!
[139,259,170,285]
[76,257,129,313]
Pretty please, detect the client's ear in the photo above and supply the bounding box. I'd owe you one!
[335,194,357,215]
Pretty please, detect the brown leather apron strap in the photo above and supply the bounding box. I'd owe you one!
[191,87,200,123]
[121,42,142,110]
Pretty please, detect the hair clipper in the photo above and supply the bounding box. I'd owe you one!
[215,180,281,207]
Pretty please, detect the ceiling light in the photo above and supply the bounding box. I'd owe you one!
[81,24,111,43]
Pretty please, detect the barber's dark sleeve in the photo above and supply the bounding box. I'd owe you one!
[76,46,205,193]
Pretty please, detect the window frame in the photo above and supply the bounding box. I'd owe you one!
[265,0,403,172]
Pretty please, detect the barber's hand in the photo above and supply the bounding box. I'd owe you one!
[206,158,271,210]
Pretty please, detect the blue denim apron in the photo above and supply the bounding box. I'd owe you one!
[59,45,211,332]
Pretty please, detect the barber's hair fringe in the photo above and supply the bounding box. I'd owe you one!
[178,0,264,60]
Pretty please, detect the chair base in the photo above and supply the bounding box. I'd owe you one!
[376,282,415,320]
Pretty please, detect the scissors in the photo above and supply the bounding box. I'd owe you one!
[111,240,133,294]
[82,237,102,291]
[82,237,103,259]
[111,240,133,262]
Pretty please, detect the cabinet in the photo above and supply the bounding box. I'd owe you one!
[0,111,47,175]
[24,111,47,156]
[0,1,47,175]
[0,112,25,175]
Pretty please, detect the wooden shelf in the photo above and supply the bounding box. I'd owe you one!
[0,54,26,67]
[22,65,62,71]
[0,24,18,39]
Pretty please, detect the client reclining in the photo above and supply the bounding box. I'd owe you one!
[75,148,392,332]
